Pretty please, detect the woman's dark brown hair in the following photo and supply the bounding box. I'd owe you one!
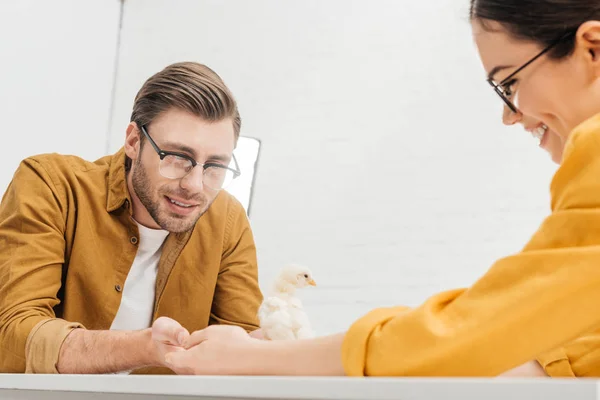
[470,1,600,59]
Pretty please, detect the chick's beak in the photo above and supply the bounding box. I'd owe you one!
[308,279,316,286]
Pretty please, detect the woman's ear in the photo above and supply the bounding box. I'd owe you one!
[124,122,141,160]
[576,21,600,77]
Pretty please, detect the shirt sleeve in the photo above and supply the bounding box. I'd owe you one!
[0,158,85,373]
[209,197,263,331]
[538,328,600,377]
[341,115,600,377]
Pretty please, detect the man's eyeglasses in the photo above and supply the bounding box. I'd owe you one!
[139,125,241,191]
[487,30,575,114]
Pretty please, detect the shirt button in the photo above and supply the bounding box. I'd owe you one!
[115,284,122,292]
[130,236,138,245]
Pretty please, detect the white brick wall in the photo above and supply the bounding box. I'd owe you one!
[0,0,120,194]
[110,0,559,335]
[2,1,559,337]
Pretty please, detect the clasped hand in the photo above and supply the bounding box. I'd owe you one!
[151,316,264,375]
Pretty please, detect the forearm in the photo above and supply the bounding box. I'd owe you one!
[56,328,157,374]
[258,333,346,376]
[270,335,548,378]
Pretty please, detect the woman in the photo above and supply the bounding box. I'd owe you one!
[160,0,600,377]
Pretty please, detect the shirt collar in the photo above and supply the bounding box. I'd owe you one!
[106,147,133,213]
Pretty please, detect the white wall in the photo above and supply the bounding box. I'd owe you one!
[110,0,558,335]
[0,0,121,194]
[2,1,558,336]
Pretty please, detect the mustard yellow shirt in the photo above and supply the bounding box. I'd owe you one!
[0,148,263,374]
[341,112,600,377]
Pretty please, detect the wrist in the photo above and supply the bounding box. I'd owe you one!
[141,328,162,367]
[248,339,291,375]
[56,328,84,373]
[250,334,346,376]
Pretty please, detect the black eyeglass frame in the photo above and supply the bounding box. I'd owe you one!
[486,30,576,114]
[139,124,241,189]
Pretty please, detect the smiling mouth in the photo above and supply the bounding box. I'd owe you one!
[167,196,195,208]
[164,195,200,215]
[529,124,548,146]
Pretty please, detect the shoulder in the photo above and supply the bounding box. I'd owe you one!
[24,152,111,176]
[15,152,112,186]
[560,111,600,167]
[204,190,249,230]
[208,190,247,218]
[9,152,113,205]
[551,112,600,211]
[196,190,252,245]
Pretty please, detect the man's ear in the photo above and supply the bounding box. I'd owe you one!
[575,21,600,78]
[124,122,141,160]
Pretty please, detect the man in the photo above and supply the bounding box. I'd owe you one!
[0,62,263,374]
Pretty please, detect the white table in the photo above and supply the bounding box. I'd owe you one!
[0,374,598,400]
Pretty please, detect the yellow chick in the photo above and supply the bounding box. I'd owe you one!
[257,264,316,340]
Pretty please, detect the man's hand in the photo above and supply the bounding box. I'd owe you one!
[151,317,190,367]
[55,318,190,374]
[164,325,261,375]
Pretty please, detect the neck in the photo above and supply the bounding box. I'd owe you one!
[272,280,296,296]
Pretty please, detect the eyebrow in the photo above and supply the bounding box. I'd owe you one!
[161,141,231,164]
[487,65,514,82]
[206,154,231,164]
[161,141,198,158]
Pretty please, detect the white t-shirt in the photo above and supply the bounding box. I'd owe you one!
[110,222,169,331]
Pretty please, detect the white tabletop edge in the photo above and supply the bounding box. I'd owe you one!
[0,375,598,400]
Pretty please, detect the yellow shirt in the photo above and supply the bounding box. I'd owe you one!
[341,112,600,377]
[0,148,263,374]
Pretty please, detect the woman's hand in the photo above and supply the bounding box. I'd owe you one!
[164,324,264,375]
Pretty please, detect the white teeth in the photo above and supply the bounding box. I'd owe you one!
[169,198,192,208]
[531,125,548,144]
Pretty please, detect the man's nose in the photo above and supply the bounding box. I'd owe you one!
[180,166,204,192]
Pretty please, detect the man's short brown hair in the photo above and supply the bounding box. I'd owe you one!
[130,62,241,140]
